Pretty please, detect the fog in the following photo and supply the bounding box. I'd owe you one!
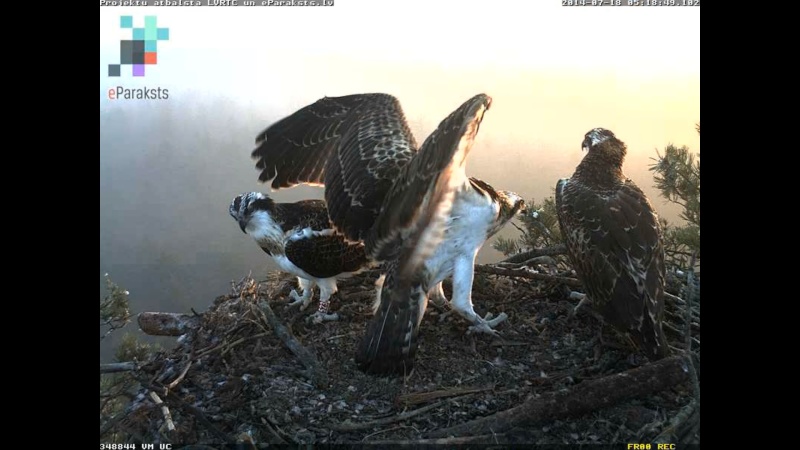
[100,2,699,360]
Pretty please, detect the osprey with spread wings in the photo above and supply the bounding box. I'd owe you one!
[248,93,524,375]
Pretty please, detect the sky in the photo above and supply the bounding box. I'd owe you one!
[99,1,700,355]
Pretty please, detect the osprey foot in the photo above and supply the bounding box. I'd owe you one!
[466,312,508,336]
[569,292,587,318]
[288,289,313,309]
[307,311,340,324]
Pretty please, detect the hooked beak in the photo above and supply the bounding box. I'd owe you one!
[238,219,248,234]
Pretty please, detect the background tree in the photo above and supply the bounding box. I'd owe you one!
[648,122,700,271]
[100,275,159,442]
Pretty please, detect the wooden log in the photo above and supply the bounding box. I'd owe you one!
[137,312,200,336]
[427,355,690,438]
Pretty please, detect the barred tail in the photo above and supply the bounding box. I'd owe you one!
[355,267,427,376]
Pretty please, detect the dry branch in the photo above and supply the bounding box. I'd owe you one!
[501,244,567,263]
[396,386,494,407]
[475,265,582,287]
[653,398,699,444]
[137,312,201,336]
[100,362,138,374]
[332,400,447,432]
[256,300,328,387]
[139,379,235,445]
[148,391,176,432]
[427,355,690,438]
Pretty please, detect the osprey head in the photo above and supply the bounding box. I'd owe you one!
[229,192,276,233]
[501,191,525,219]
[582,128,616,152]
[492,190,525,236]
[581,128,626,165]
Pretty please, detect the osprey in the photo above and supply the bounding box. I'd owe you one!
[250,93,524,375]
[555,128,670,360]
[229,192,370,323]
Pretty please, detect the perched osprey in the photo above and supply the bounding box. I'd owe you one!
[555,128,670,360]
[229,192,370,323]
[250,93,524,375]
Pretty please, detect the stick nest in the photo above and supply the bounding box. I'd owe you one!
[115,265,700,447]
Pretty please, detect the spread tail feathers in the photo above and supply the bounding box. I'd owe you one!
[355,265,427,376]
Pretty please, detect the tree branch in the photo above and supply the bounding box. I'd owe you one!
[500,244,567,264]
[427,355,690,438]
[331,400,447,432]
[475,264,582,288]
[100,362,138,374]
[255,300,328,388]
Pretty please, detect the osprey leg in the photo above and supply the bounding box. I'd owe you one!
[289,277,315,308]
[449,256,507,335]
[308,279,340,324]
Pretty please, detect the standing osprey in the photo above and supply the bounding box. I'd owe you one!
[229,192,370,323]
[250,93,524,375]
[555,128,670,360]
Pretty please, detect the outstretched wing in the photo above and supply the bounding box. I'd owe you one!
[251,93,418,243]
[323,94,418,243]
[365,93,492,262]
[284,230,369,279]
[252,94,371,188]
[355,93,493,375]
[557,178,668,357]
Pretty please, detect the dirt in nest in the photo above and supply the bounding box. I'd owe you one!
[124,268,700,447]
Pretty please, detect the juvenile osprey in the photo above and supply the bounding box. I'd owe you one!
[555,128,670,360]
[229,192,370,323]
[250,93,524,375]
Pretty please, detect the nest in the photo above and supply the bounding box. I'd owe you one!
[108,265,700,447]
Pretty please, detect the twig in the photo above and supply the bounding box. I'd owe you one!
[475,265,582,287]
[167,360,192,392]
[516,256,558,267]
[255,300,328,387]
[331,400,447,432]
[396,385,493,407]
[194,332,269,360]
[501,244,567,263]
[100,362,138,374]
[139,379,236,444]
[148,391,176,432]
[653,398,700,444]
[427,356,691,438]
[361,425,414,442]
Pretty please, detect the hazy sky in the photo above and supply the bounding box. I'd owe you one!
[99,2,699,352]
[99,0,700,176]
